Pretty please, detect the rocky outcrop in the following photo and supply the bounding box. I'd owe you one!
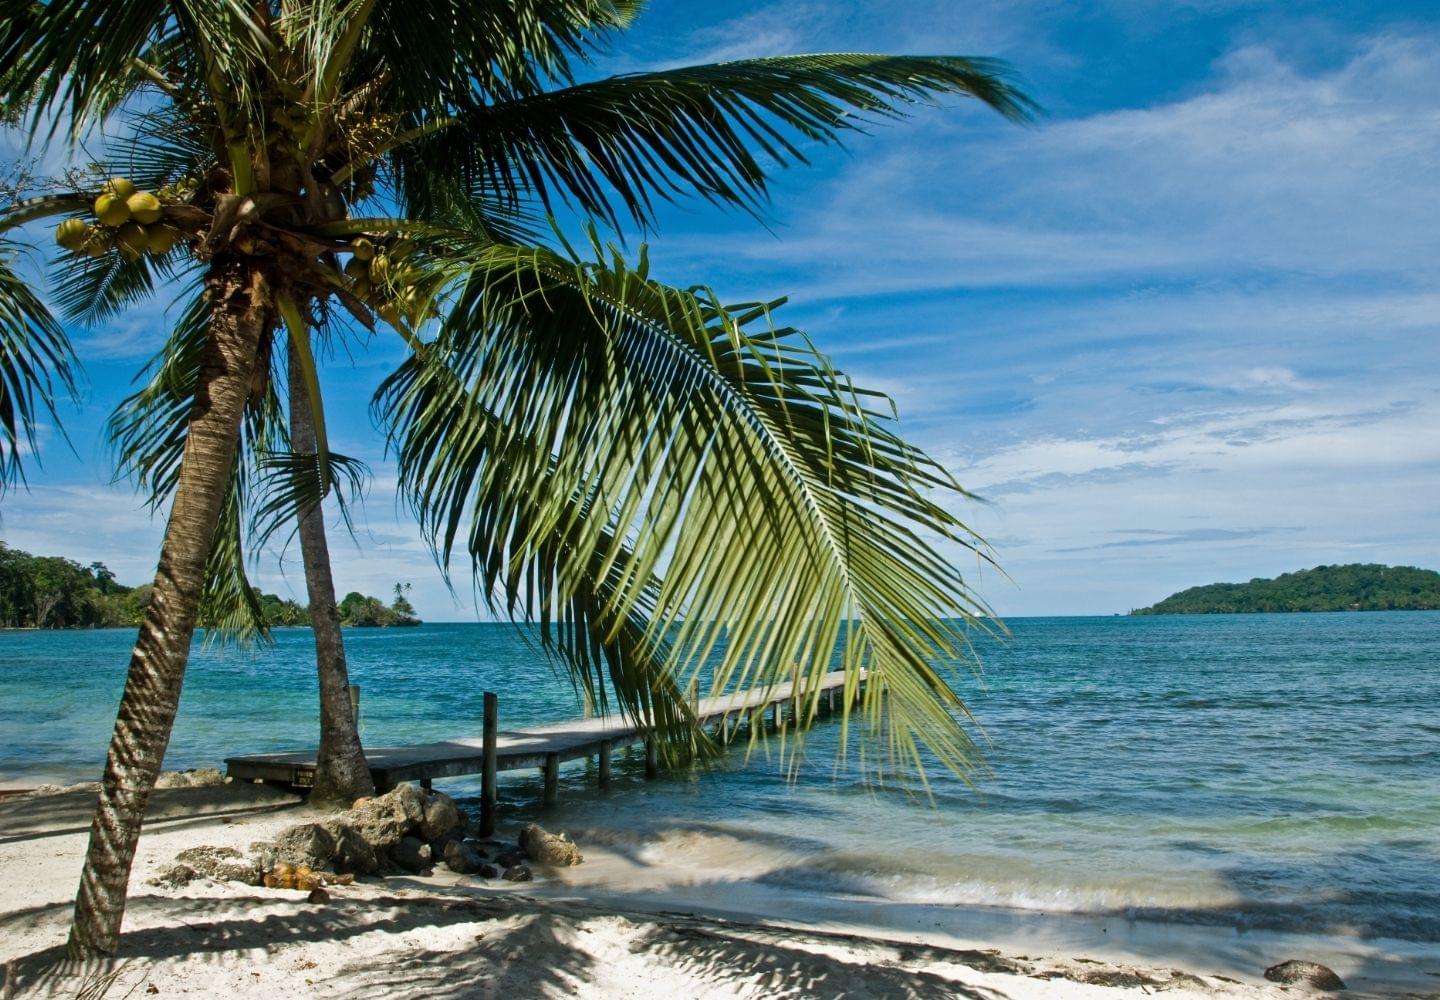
[349,783,427,851]
[519,824,582,867]
[148,845,260,887]
[419,792,461,841]
[392,836,433,873]
[443,840,486,875]
[322,818,382,875]
[172,783,465,887]
[502,865,532,882]
[154,768,227,789]
[1264,961,1346,991]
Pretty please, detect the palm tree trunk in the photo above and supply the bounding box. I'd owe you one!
[288,339,374,806]
[67,260,271,958]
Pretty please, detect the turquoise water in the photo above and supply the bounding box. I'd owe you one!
[2,613,1438,945]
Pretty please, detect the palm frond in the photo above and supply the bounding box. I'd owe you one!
[48,237,186,324]
[249,449,369,552]
[405,54,1033,229]
[196,448,269,642]
[364,0,639,110]
[377,233,998,779]
[0,0,270,133]
[0,238,78,492]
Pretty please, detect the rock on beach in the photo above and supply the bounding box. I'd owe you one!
[1263,960,1346,991]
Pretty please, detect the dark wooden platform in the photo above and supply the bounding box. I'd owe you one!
[225,671,863,827]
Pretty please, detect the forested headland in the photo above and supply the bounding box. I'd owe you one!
[1132,564,1440,614]
[0,542,420,629]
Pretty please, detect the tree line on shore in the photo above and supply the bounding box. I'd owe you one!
[0,542,419,628]
[1132,563,1440,614]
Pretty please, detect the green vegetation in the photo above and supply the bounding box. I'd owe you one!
[338,584,421,628]
[1132,564,1440,614]
[0,542,148,628]
[0,542,416,628]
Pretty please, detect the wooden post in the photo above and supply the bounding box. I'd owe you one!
[687,678,699,755]
[644,737,659,779]
[542,752,559,807]
[826,688,835,714]
[419,777,432,791]
[769,701,780,730]
[480,691,498,836]
[598,740,612,790]
[348,684,361,732]
[718,717,730,746]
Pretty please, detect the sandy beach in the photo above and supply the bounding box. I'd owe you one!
[2,778,1429,1000]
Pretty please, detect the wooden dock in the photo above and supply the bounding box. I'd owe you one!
[225,670,862,834]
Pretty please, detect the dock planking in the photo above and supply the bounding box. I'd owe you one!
[225,670,864,825]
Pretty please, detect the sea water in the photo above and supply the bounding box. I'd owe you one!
[3,613,1438,953]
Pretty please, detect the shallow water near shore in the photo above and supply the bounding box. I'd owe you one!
[3,613,1438,969]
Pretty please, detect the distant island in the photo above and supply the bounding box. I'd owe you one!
[0,541,420,629]
[1132,564,1440,615]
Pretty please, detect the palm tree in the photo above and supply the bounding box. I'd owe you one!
[0,0,1030,958]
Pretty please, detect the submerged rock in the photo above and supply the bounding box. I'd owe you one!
[502,865,532,883]
[443,840,485,875]
[518,824,583,867]
[495,850,525,869]
[1264,960,1346,991]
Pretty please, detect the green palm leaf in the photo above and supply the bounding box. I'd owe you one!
[403,54,1033,228]
[377,233,998,779]
[0,238,78,492]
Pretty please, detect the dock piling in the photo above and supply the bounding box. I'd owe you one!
[481,691,498,836]
[644,737,658,779]
[542,752,559,807]
[598,740,611,790]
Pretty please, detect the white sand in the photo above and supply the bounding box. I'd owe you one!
[0,783,1425,999]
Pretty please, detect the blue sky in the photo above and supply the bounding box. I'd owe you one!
[5,0,1439,618]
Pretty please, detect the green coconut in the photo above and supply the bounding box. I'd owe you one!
[80,227,113,257]
[102,177,137,200]
[146,225,181,255]
[126,191,163,225]
[377,302,401,327]
[350,237,375,261]
[368,254,391,283]
[54,218,89,251]
[94,192,130,227]
[115,223,149,260]
[343,256,369,280]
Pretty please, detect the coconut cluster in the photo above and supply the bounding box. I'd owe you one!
[342,237,432,328]
[54,178,182,261]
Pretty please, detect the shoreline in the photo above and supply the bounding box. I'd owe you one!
[2,781,1432,998]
